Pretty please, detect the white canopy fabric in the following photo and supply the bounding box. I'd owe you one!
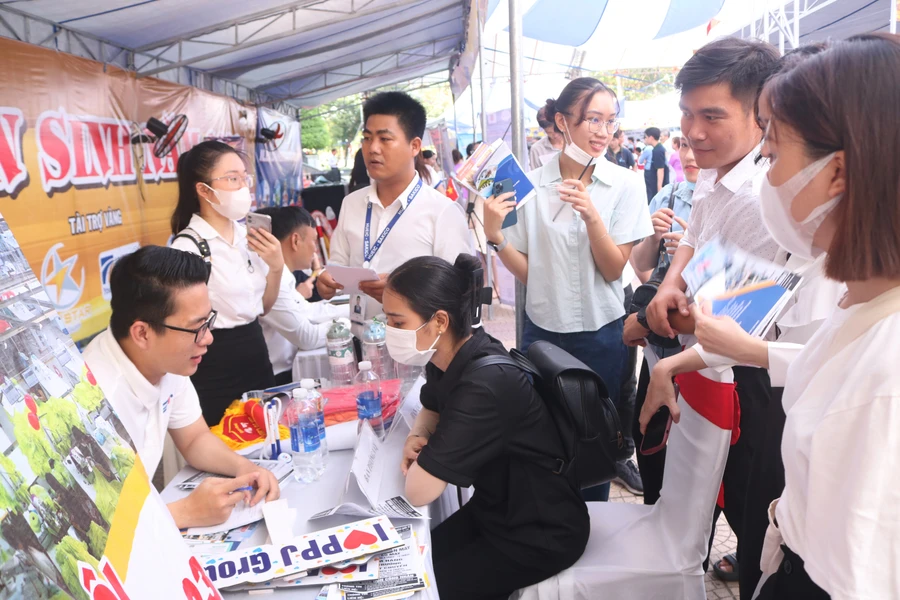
[0,0,473,109]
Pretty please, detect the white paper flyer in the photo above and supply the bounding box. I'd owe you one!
[310,420,427,521]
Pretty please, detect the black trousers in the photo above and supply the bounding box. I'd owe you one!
[723,367,772,561]
[191,319,275,426]
[432,505,577,600]
[757,545,831,599]
[633,358,665,503]
[740,387,786,598]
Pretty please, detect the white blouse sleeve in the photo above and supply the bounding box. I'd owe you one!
[766,342,805,388]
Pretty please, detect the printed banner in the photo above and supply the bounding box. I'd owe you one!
[0,210,223,599]
[0,37,261,343]
[255,107,303,208]
[199,516,403,589]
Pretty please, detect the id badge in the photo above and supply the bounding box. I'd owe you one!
[349,292,368,328]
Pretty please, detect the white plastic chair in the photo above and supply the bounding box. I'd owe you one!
[512,364,737,600]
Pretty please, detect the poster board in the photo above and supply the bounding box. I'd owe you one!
[0,210,222,599]
[0,37,260,344]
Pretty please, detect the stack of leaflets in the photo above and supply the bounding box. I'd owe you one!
[199,517,429,598]
[683,237,802,338]
[195,515,407,590]
[233,523,429,599]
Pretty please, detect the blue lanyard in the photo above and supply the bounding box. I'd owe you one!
[363,178,422,266]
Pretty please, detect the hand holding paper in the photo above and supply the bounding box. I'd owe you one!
[326,265,380,297]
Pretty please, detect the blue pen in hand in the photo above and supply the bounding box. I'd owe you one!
[229,485,254,495]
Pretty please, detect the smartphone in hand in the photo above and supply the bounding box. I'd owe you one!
[492,178,517,229]
[246,212,272,234]
[640,381,678,457]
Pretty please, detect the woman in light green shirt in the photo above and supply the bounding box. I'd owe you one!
[483,77,652,502]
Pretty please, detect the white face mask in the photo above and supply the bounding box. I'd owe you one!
[759,152,840,260]
[385,317,441,367]
[561,119,595,167]
[203,184,252,221]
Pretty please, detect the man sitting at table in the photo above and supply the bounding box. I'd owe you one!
[257,206,347,386]
[83,246,280,529]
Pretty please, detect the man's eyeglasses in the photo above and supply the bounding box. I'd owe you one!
[583,117,620,134]
[210,173,254,190]
[156,310,217,343]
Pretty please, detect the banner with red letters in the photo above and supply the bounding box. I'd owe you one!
[0,37,257,343]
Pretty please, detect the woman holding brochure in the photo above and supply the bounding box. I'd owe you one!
[170,141,281,425]
[385,254,588,600]
[641,35,900,599]
[483,77,652,501]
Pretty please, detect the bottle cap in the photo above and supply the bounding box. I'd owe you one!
[292,388,308,399]
[358,361,372,371]
[300,379,316,389]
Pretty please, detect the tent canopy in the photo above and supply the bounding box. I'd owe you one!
[0,0,472,109]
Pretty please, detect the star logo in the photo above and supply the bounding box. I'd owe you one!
[40,243,85,310]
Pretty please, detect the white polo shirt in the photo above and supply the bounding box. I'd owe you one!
[83,329,203,478]
[327,173,473,325]
[171,214,268,330]
[260,266,347,375]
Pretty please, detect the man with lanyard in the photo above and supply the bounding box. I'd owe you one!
[316,92,472,336]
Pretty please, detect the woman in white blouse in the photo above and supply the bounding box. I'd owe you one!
[483,77,652,501]
[642,35,900,599]
[170,141,284,425]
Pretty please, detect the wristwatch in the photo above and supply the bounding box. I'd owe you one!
[486,237,508,253]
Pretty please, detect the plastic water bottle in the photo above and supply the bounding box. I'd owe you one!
[362,318,396,381]
[355,361,384,439]
[326,320,358,385]
[289,389,325,483]
[301,379,328,464]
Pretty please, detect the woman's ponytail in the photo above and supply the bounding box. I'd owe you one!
[171,140,241,235]
[387,253,487,339]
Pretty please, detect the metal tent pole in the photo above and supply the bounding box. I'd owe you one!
[476,1,494,320]
[509,0,525,349]
[892,0,897,34]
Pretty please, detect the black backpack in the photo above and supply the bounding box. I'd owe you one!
[470,340,629,490]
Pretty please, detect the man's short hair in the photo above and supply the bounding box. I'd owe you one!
[675,36,780,112]
[644,127,661,140]
[362,91,427,142]
[108,246,209,340]
[256,206,315,242]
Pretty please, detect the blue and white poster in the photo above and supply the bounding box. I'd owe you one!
[255,107,303,208]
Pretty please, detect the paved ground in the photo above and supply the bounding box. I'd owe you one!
[483,303,741,599]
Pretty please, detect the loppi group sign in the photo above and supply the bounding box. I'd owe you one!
[0,37,258,343]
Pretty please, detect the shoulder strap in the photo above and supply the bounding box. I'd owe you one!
[667,182,679,211]
[173,228,212,278]
[467,353,567,477]
[654,183,680,263]
[827,286,900,358]
[469,353,539,379]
